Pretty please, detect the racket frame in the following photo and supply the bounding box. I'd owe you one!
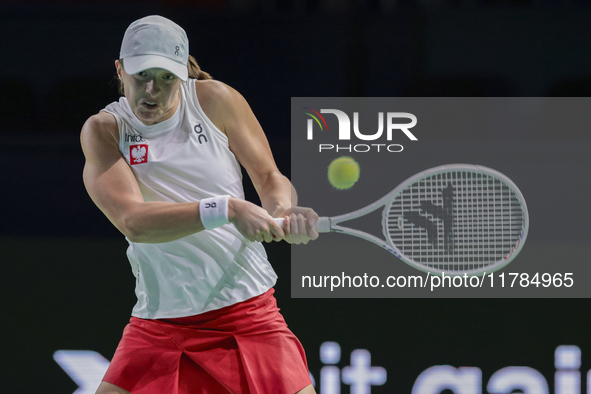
[316,164,529,276]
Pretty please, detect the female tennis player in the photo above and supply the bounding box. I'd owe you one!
[81,15,318,394]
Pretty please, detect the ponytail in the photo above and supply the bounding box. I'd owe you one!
[188,55,212,80]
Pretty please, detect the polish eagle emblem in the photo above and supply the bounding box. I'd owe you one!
[132,146,146,162]
[130,144,148,165]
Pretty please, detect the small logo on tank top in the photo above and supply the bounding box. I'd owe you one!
[130,144,149,165]
[125,133,145,143]
[194,123,208,144]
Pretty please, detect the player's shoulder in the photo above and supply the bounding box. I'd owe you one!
[194,79,245,110]
[84,111,117,129]
[81,111,119,148]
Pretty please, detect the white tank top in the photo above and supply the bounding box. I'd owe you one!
[101,79,277,319]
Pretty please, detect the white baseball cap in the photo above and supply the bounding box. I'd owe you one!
[120,15,189,81]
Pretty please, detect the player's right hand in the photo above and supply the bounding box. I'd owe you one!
[227,198,285,243]
[277,207,319,245]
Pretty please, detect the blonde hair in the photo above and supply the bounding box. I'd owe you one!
[117,55,212,95]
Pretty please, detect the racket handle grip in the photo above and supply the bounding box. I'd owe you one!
[273,217,331,233]
[315,217,330,233]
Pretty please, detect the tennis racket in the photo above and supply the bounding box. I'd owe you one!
[278,164,529,276]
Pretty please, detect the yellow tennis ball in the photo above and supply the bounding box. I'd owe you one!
[328,156,360,190]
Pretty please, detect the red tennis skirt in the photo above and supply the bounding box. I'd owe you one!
[102,288,312,394]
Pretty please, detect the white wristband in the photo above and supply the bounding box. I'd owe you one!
[199,195,231,230]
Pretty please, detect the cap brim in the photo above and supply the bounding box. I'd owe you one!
[123,55,188,81]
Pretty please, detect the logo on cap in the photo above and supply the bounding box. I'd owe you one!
[175,46,180,56]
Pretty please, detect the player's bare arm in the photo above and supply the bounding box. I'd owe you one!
[81,112,207,243]
[196,79,319,244]
[81,111,284,243]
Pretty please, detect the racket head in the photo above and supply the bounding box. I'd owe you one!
[382,164,529,276]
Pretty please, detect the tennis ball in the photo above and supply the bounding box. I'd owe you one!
[327,156,360,190]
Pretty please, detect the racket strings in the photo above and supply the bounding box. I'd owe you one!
[385,171,525,272]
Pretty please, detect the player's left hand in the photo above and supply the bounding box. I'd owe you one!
[277,206,319,245]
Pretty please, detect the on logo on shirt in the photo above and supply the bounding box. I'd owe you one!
[130,144,149,165]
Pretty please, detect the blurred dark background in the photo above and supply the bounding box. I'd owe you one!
[2,0,591,392]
